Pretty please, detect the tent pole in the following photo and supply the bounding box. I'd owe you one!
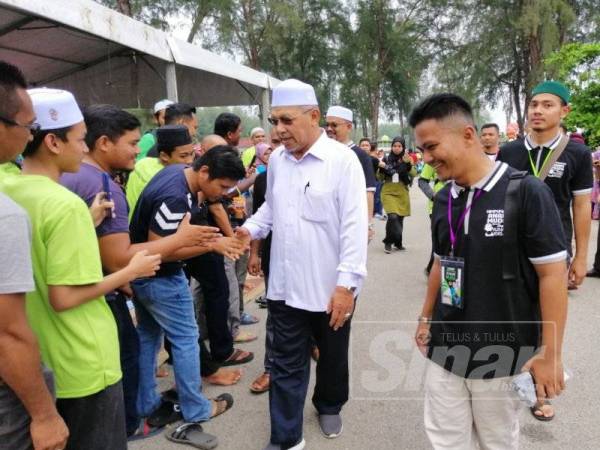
[261,87,270,132]
[166,63,179,102]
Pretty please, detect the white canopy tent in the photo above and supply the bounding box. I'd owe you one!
[0,0,278,128]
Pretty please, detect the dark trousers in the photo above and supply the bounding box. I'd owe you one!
[56,381,127,450]
[426,213,434,273]
[268,300,351,447]
[383,213,404,246]
[374,181,383,215]
[594,221,600,271]
[106,292,139,436]
[186,252,233,361]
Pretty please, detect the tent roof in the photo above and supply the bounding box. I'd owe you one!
[0,0,279,107]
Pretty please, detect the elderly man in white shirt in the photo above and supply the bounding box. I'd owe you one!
[236,79,368,450]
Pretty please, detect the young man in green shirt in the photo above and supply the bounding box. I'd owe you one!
[0,87,161,450]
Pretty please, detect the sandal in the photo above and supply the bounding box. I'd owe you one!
[250,372,270,394]
[166,422,218,449]
[210,393,234,419]
[146,399,182,427]
[221,348,254,367]
[234,331,258,343]
[530,400,555,421]
[127,419,164,442]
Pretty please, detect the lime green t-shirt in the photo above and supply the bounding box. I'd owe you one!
[241,146,256,168]
[0,174,121,399]
[136,131,157,161]
[0,161,21,179]
[126,157,164,220]
[420,163,446,214]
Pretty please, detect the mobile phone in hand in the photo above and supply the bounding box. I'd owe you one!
[102,172,115,218]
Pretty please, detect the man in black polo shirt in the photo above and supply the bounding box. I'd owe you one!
[412,94,568,449]
[498,81,593,291]
[325,106,377,241]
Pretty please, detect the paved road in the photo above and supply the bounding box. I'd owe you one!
[131,188,600,450]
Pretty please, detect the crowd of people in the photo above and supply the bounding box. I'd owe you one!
[0,57,598,450]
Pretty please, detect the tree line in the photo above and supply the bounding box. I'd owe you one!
[98,0,599,145]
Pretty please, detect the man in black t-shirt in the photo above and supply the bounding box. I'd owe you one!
[498,81,593,292]
[411,94,568,449]
[325,106,377,241]
[129,147,247,444]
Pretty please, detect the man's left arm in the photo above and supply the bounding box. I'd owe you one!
[329,156,368,330]
[570,149,593,285]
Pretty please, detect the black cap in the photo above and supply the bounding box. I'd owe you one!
[157,125,192,152]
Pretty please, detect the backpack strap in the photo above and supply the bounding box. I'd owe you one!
[538,134,569,181]
[503,170,527,281]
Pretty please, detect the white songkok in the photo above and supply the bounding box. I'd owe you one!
[27,88,83,130]
[326,106,353,122]
[250,127,265,137]
[153,99,174,114]
[271,79,318,107]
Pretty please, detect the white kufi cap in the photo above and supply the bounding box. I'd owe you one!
[271,79,318,107]
[153,99,174,114]
[326,105,353,122]
[27,88,83,131]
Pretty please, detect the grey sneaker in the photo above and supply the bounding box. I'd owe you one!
[263,438,305,450]
[318,414,343,438]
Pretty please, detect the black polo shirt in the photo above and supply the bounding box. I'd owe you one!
[428,162,567,379]
[349,143,377,191]
[498,135,593,242]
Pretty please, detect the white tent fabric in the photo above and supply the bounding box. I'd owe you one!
[0,0,278,109]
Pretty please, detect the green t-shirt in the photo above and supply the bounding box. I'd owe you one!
[126,157,164,220]
[136,131,157,161]
[420,163,446,214]
[241,146,256,168]
[0,174,121,399]
[0,161,21,179]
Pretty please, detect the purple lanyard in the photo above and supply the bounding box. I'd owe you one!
[447,188,483,254]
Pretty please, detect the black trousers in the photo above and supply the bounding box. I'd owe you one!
[268,300,351,447]
[56,381,126,450]
[383,213,404,246]
[426,213,434,273]
[106,292,139,436]
[186,252,233,361]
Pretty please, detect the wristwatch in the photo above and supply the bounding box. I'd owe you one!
[340,286,357,295]
[418,315,432,324]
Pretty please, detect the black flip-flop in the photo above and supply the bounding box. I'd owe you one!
[166,422,218,449]
[210,393,234,419]
[221,348,254,367]
[530,400,554,422]
[147,399,183,427]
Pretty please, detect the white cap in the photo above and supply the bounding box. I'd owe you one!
[250,127,265,137]
[326,106,353,122]
[27,88,83,131]
[271,79,318,107]
[153,99,174,114]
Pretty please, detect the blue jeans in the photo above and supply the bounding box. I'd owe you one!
[132,271,212,423]
[374,181,383,215]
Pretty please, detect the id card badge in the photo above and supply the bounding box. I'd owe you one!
[392,173,400,183]
[440,256,465,309]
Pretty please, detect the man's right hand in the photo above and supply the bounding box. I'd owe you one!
[30,412,69,450]
[176,213,221,246]
[212,237,247,260]
[248,252,262,276]
[414,322,431,357]
[234,227,252,246]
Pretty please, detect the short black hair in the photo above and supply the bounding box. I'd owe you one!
[359,137,371,146]
[83,104,140,150]
[192,145,245,180]
[164,103,196,125]
[22,127,71,158]
[408,93,474,128]
[481,123,499,133]
[214,113,241,138]
[0,60,28,120]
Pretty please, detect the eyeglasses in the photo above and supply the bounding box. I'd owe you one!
[0,115,41,135]
[267,108,313,126]
[325,121,345,129]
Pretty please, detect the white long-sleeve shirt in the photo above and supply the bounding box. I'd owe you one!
[243,131,368,312]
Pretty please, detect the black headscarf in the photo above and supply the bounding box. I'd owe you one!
[387,136,406,165]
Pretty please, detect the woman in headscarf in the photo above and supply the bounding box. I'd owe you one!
[379,136,416,253]
[253,142,272,174]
